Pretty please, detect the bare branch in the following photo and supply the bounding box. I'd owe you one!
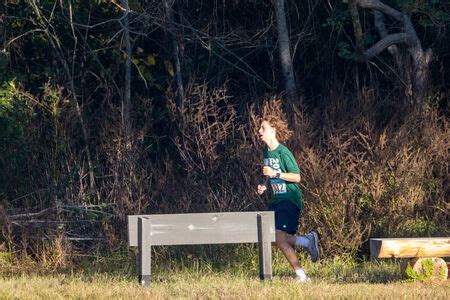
[5,29,46,49]
[8,208,53,219]
[364,33,410,60]
[356,0,403,21]
[373,11,401,60]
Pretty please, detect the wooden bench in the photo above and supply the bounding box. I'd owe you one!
[127,211,275,286]
[370,237,450,280]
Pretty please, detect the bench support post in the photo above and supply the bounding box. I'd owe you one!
[138,217,151,286]
[257,214,272,280]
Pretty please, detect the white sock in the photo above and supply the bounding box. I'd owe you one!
[295,268,306,278]
[295,236,310,248]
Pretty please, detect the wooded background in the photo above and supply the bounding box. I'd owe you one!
[1,0,448,259]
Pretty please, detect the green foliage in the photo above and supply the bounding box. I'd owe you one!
[337,41,356,60]
[2,243,403,285]
[322,8,349,30]
[394,218,439,237]
[375,216,443,241]
[422,258,434,278]
[132,52,165,90]
[0,51,10,82]
[0,251,12,268]
[0,81,32,197]
[362,33,375,48]
[405,258,447,282]
[404,258,442,281]
[405,261,423,281]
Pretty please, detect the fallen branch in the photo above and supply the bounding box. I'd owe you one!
[7,208,53,219]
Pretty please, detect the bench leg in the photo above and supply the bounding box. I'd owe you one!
[257,214,273,280]
[138,217,151,286]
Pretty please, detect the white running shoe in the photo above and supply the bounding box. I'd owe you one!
[295,275,311,283]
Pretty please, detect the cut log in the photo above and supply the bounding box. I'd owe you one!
[400,257,448,281]
[370,237,450,258]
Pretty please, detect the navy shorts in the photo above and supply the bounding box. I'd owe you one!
[268,200,300,234]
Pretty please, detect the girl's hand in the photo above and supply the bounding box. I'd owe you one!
[263,166,276,177]
[257,184,267,195]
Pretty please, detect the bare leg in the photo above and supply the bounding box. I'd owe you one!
[273,229,301,271]
[286,234,296,247]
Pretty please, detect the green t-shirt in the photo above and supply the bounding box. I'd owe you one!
[263,144,302,209]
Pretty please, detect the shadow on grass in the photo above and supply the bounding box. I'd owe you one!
[304,255,404,284]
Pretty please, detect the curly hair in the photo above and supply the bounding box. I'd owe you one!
[261,98,293,142]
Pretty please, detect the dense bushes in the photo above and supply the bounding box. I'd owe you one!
[2,80,447,259]
[1,0,448,263]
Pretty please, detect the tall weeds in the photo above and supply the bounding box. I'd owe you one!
[1,81,448,263]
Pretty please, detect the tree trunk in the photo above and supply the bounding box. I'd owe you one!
[121,0,132,137]
[350,0,432,104]
[348,0,364,57]
[348,0,363,97]
[273,0,298,104]
[373,11,401,68]
[163,0,185,114]
[403,14,432,104]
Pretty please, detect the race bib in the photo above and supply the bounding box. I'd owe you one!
[271,178,287,194]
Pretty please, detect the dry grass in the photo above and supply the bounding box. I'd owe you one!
[1,273,448,299]
[1,248,449,299]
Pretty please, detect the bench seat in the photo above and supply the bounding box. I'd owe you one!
[370,237,450,258]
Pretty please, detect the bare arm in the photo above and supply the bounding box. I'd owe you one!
[263,166,301,183]
[279,172,301,183]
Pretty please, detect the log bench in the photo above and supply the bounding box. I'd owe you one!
[370,237,450,280]
[127,211,275,286]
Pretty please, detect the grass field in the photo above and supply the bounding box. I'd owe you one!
[1,273,449,299]
[0,246,448,299]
